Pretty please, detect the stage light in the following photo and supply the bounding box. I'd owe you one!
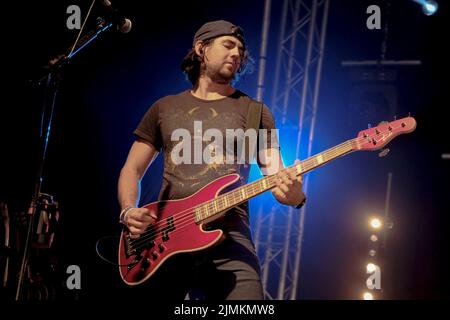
[363,292,374,300]
[369,249,377,257]
[369,218,382,229]
[413,0,438,16]
[366,263,377,273]
[370,234,378,242]
[423,0,438,15]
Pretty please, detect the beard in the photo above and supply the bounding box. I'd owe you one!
[204,62,237,84]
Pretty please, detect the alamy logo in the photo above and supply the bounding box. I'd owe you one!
[170,122,279,167]
[66,265,81,290]
[366,264,381,290]
[66,5,81,30]
[366,5,381,30]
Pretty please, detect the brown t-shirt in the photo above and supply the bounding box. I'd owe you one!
[134,89,277,240]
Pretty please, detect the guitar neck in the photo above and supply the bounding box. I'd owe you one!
[195,138,356,222]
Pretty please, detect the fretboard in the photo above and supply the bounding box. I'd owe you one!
[194,138,356,223]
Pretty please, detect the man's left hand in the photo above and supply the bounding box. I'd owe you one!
[272,160,306,207]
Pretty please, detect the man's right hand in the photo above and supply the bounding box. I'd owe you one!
[124,207,158,239]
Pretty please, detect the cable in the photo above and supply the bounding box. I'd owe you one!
[95,235,141,267]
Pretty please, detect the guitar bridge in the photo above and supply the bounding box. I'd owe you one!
[124,235,137,257]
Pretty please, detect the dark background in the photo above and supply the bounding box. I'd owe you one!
[0,0,448,300]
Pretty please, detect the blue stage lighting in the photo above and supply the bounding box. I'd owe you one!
[422,0,438,15]
[413,0,438,16]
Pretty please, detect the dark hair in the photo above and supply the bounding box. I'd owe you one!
[180,37,253,86]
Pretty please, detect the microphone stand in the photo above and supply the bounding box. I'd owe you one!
[15,17,115,301]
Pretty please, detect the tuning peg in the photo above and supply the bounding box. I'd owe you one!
[368,123,372,129]
[408,112,411,117]
[394,115,397,120]
[378,148,390,157]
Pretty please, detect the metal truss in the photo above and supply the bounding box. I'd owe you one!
[253,0,330,300]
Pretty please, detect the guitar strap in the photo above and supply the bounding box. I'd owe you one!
[244,99,263,164]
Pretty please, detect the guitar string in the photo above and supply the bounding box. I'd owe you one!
[127,126,401,252]
[127,123,406,252]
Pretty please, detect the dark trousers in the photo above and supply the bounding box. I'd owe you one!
[124,235,264,300]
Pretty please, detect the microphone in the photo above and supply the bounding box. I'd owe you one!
[100,0,132,34]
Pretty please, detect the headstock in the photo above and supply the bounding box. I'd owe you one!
[353,117,417,151]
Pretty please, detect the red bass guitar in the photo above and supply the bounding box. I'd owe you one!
[119,117,416,285]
